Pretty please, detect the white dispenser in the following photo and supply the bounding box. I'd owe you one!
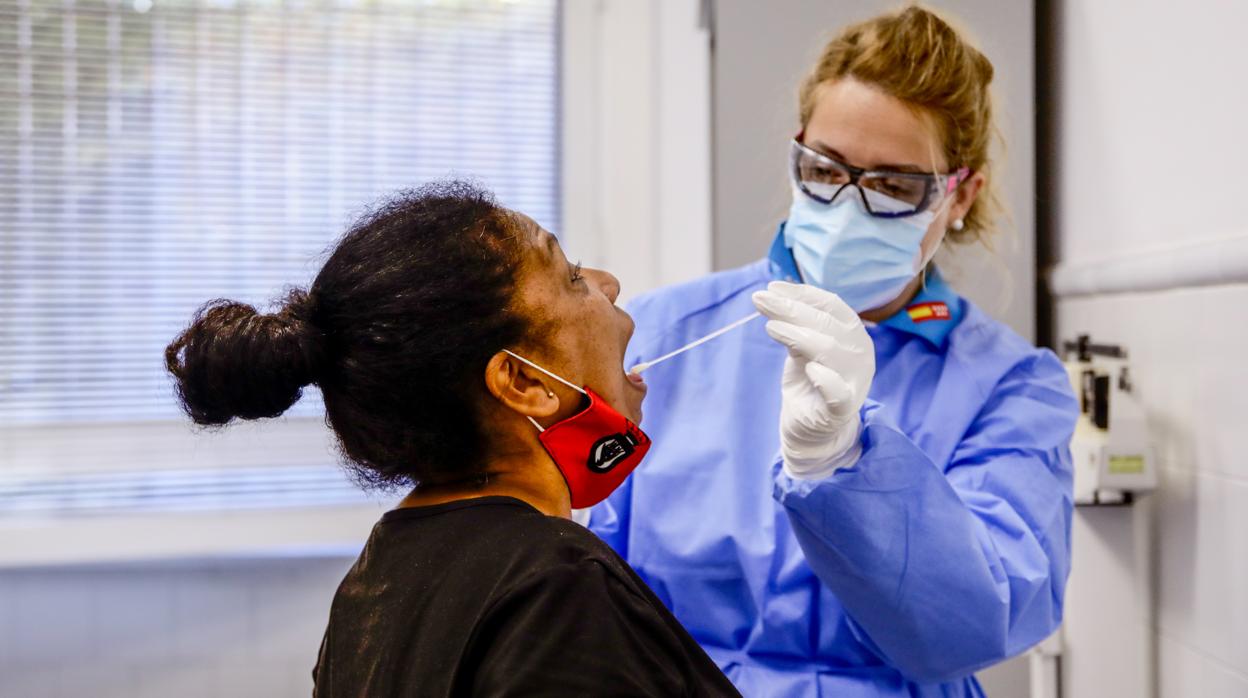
[1062,336,1156,505]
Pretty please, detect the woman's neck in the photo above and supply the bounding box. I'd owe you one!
[859,272,925,324]
[396,446,572,519]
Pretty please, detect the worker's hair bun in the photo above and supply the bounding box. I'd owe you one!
[165,288,326,426]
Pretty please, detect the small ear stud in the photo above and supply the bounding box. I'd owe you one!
[951,218,965,231]
[547,390,555,398]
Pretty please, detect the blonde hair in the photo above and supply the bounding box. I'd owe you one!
[798,4,1002,246]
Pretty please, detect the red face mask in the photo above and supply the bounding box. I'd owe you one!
[504,351,651,509]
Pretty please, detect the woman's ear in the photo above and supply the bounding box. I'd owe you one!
[484,352,561,418]
[947,171,985,225]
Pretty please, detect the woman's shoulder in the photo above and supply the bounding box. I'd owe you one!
[503,512,641,584]
[455,509,660,614]
[374,497,645,602]
[406,497,634,576]
[948,300,1073,400]
[468,514,742,697]
[377,497,606,556]
[950,301,1033,354]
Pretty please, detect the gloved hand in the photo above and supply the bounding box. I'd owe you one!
[752,281,875,479]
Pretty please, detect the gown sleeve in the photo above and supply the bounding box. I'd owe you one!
[469,559,702,697]
[773,351,1078,684]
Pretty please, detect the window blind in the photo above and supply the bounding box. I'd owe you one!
[0,0,559,504]
[0,0,559,483]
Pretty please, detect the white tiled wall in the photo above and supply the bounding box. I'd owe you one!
[1053,2,1248,695]
[0,557,355,698]
[1057,290,1248,697]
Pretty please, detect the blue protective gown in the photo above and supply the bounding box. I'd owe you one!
[589,231,1078,697]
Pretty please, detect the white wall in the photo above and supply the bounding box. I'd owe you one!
[1051,2,1248,697]
[0,557,355,698]
[561,0,713,303]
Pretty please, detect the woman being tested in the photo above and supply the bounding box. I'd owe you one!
[165,182,739,697]
[591,6,1079,696]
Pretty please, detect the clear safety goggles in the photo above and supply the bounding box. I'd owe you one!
[789,138,970,219]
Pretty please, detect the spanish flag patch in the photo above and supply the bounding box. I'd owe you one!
[906,301,951,324]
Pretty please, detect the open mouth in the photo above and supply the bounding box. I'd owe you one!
[624,366,647,393]
[619,311,644,391]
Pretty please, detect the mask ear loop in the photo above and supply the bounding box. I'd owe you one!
[502,350,588,433]
[920,168,971,293]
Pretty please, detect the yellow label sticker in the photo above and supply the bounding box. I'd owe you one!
[1108,455,1145,474]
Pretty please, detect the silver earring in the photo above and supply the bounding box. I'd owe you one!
[951,218,965,231]
[546,390,555,398]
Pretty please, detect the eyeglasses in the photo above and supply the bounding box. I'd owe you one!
[789,139,970,218]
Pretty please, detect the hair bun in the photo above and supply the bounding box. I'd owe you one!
[279,287,329,380]
[165,289,327,426]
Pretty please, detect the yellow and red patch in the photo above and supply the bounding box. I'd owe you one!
[906,301,951,324]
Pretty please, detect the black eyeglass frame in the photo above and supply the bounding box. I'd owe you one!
[789,138,971,219]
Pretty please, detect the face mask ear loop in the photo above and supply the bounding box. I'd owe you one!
[504,350,585,434]
[501,350,588,395]
[919,189,956,290]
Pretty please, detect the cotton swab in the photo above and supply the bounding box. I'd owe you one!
[629,312,762,375]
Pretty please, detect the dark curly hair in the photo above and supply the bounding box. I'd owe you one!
[165,180,530,489]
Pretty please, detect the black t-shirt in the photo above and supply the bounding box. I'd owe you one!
[313,496,740,697]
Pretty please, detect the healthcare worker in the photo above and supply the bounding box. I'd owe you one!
[590,6,1078,696]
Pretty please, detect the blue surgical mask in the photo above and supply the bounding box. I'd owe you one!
[783,185,940,313]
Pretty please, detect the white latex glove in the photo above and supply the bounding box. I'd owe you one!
[752,281,876,479]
